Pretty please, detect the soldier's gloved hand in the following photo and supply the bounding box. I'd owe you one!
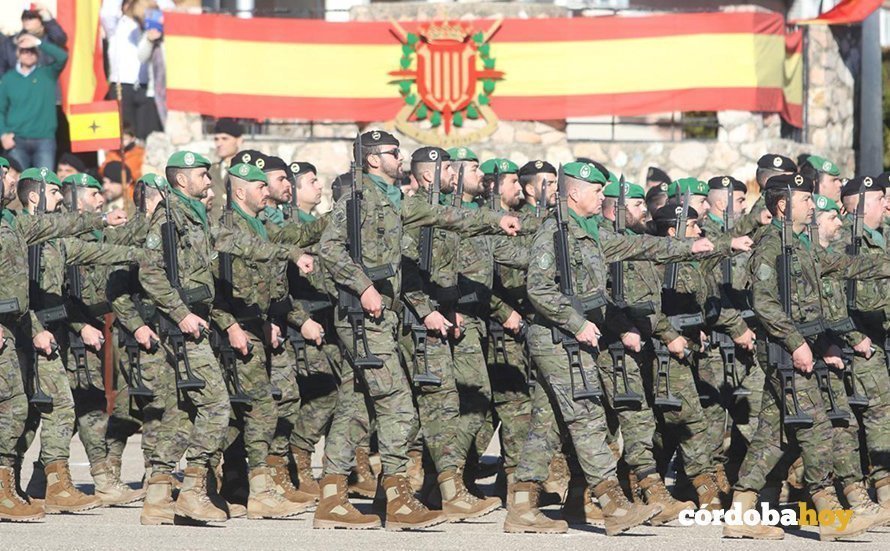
[179,313,208,339]
[730,236,754,252]
[360,285,384,319]
[227,323,250,356]
[33,330,55,356]
[503,310,523,335]
[105,209,128,226]
[575,322,601,349]
[301,319,324,346]
[498,215,521,236]
[690,238,714,254]
[267,323,283,349]
[424,311,453,337]
[822,344,844,370]
[792,343,815,373]
[853,336,874,359]
[733,328,756,351]
[134,325,160,351]
[81,325,104,350]
[621,329,642,352]
[667,336,688,358]
[297,254,314,274]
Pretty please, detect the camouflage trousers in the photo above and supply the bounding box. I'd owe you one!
[151,335,230,473]
[105,335,145,465]
[63,327,109,468]
[326,309,417,476]
[514,324,616,487]
[0,321,28,468]
[451,315,493,462]
[694,346,731,467]
[488,333,534,471]
[732,351,768,445]
[269,337,340,457]
[17,349,75,464]
[734,352,834,494]
[322,357,373,475]
[849,343,890,481]
[513,376,562,482]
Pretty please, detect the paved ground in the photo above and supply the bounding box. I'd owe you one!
[6,435,890,550]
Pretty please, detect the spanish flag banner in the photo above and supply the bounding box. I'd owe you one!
[56,0,107,113]
[68,101,120,153]
[165,11,803,128]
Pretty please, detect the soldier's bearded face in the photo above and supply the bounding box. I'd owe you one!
[185,168,212,199]
[245,181,270,213]
[45,187,63,212]
[267,170,291,204]
[690,196,709,216]
[626,199,647,231]
[862,191,886,229]
[731,190,746,219]
[501,174,522,208]
[817,211,843,243]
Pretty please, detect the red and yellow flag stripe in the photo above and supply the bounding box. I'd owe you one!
[68,101,120,153]
[165,11,802,126]
[57,0,108,113]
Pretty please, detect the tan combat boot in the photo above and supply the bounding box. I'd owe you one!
[876,476,890,509]
[542,453,569,501]
[383,474,447,531]
[561,483,604,526]
[312,474,381,529]
[722,490,784,539]
[692,472,722,511]
[140,474,175,525]
[843,480,890,527]
[266,455,315,509]
[44,460,102,513]
[813,485,874,541]
[246,467,306,519]
[714,463,731,502]
[0,466,44,522]
[174,466,227,523]
[638,474,695,526]
[406,450,424,493]
[290,445,320,498]
[438,469,500,521]
[91,460,143,506]
[369,452,382,477]
[504,481,568,534]
[348,447,378,498]
[504,467,516,508]
[593,477,661,536]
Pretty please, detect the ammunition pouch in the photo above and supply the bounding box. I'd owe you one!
[0,297,21,314]
[364,263,396,282]
[35,305,68,326]
[180,284,212,306]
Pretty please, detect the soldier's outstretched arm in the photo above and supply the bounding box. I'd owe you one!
[600,231,695,264]
[269,215,328,247]
[402,195,505,237]
[526,221,587,335]
[108,267,145,335]
[491,234,529,269]
[17,212,105,246]
[63,238,158,267]
[819,249,890,280]
[213,223,306,264]
[319,196,373,297]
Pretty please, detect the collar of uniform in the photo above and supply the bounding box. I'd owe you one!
[171,187,208,227]
[232,202,269,240]
[568,208,600,242]
[366,173,401,209]
[706,211,725,229]
[770,219,811,249]
[297,209,316,224]
[462,199,480,210]
[1,208,16,228]
[863,223,886,249]
[261,205,286,227]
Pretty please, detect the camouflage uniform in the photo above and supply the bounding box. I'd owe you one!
[318,172,507,476]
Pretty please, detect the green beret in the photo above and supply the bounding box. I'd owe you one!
[447,147,478,162]
[563,162,606,185]
[167,150,211,169]
[0,156,8,169]
[806,155,840,177]
[21,167,61,186]
[814,194,840,213]
[480,158,519,175]
[61,173,102,190]
[137,173,169,191]
[603,180,645,199]
[228,163,268,183]
[668,177,709,197]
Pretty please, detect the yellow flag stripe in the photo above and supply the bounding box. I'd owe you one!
[69,111,121,142]
[67,0,103,107]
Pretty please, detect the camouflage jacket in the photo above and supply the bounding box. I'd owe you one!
[700,212,755,301]
[816,243,867,348]
[319,173,506,312]
[490,207,541,324]
[841,216,889,326]
[750,221,890,354]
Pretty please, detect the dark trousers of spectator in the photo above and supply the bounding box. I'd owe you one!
[4,137,56,171]
[107,83,163,140]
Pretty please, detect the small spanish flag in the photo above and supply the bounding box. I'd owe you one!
[69,101,121,153]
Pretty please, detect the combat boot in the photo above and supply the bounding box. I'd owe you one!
[638,474,695,526]
[174,466,227,523]
[542,453,569,501]
[438,469,500,521]
[312,474,381,529]
[108,456,122,479]
[25,461,46,499]
[504,481,568,533]
[246,467,305,519]
[593,477,661,536]
[91,460,143,506]
[692,472,722,510]
[813,485,874,541]
[843,480,890,527]
[0,466,44,522]
[561,482,604,525]
[348,446,377,498]
[383,474,447,530]
[504,467,516,508]
[290,445,320,498]
[876,476,890,508]
[714,463,731,505]
[43,460,102,513]
[140,474,175,525]
[406,450,424,493]
[369,452,382,476]
[722,490,784,539]
[266,455,315,509]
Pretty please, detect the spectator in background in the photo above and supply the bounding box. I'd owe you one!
[57,152,89,180]
[101,0,173,140]
[101,122,144,181]
[101,160,132,213]
[0,33,68,169]
[209,117,244,215]
[137,7,167,126]
[0,4,68,76]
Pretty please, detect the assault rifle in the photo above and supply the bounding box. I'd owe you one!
[26,174,54,406]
